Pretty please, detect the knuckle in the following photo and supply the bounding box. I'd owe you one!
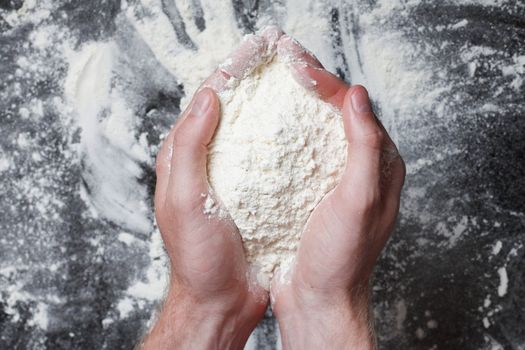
[362,129,385,150]
[166,188,202,216]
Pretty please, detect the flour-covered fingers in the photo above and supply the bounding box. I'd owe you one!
[277,35,348,109]
[201,35,266,92]
[219,27,282,79]
[203,27,283,93]
[259,25,283,52]
[335,86,384,206]
[154,88,204,209]
[277,35,323,69]
[306,67,349,109]
[167,88,219,211]
[201,69,231,92]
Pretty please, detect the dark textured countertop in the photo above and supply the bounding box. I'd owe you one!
[1,1,524,349]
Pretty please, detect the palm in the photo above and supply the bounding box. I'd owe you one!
[270,36,405,313]
[294,187,387,292]
[160,208,247,294]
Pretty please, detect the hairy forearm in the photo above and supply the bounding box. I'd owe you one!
[278,307,374,350]
[140,288,257,350]
[275,288,375,350]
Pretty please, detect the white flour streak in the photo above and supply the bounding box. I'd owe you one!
[64,42,152,234]
[125,230,168,303]
[497,267,508,297]
[492,241,503,255]
[501,55,525,91]
[126,0,242,107]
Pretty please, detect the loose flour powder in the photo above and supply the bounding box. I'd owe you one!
[207,54,347,288]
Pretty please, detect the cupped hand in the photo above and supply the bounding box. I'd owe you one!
[271,36,406,350]
[142,27,283,350]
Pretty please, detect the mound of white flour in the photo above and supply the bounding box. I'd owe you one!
[207,56,347,288]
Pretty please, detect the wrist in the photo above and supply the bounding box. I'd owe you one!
[141,285,265,350]
[273,282,375,350]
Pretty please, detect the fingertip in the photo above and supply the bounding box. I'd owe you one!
[192,87,220,144]
[199,87,219,108]
[220,34,266,80]
[259,25,283,37]
[346,85,373,114]
[191,87,214,116]
[174,88,220,148]
[259,25,283,53]
[343,85,377,124]
[342,85,386,153]
[168,89,220,206]
[201,69,231,93]
[277,34,323,68]
[276,36,349,108]
[349,84,368,93]
[276,35,294,59]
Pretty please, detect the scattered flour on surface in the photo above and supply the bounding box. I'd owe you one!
[497,267,508,297]
[207,55,347,288]
[492,240,503,255]
[117,297,135,319]
[64,41,152,235]
[126,0,243,107]
[0,157,10,173]
[483,317,491,328]
[6,0,521,348]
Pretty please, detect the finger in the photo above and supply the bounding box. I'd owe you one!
[259,25,283,54]
[221,34,266,79]
[154,91,204,210]
[222,26,283,78]
[167,88,219,211]
[334,85,385,207]
[277,34,324,69]
[203,27,283,92]
[203,32,268,90]
[201,35,266,92]
[277,35,348,108]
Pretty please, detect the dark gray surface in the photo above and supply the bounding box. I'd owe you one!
[1,1,524,349]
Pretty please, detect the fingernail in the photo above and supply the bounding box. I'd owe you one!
[191,88,213,117]
[351,88,372,113]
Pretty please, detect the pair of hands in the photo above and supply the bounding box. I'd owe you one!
[142,27,405,350]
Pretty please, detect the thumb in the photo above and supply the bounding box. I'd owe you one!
[334,86,384,209]
[167,88,219,212]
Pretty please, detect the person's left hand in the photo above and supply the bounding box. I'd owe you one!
[271,36,406,350]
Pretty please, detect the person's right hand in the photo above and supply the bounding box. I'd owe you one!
[142,27,283,350]
[271,36,406,350]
